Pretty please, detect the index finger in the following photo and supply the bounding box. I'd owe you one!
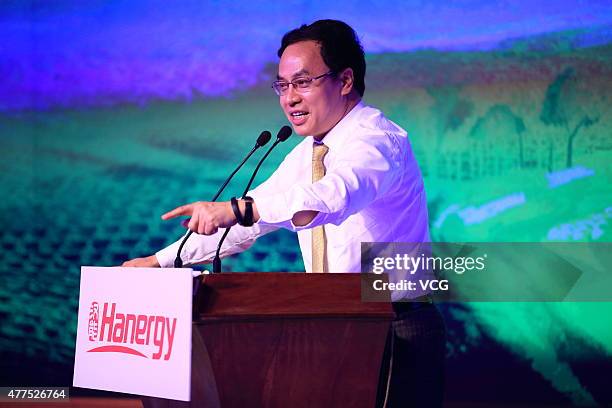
[162,203,194,220]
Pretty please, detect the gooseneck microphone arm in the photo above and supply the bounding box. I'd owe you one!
[173,131,272,268]
[212,126,292,273]
[241,141,280,197]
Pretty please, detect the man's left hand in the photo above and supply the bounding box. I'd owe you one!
[162,201,236,235]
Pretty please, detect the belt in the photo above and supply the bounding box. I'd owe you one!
[392,294,433,315]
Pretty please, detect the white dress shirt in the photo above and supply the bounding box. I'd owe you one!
[156,101,430,273]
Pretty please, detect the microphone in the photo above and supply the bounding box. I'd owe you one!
[173,130,272,268]
[256,131,273,147]
[242,126,291,196]
[276,125,292,141]
[212,126,293,273]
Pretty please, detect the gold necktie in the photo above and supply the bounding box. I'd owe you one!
[311,143,329,273]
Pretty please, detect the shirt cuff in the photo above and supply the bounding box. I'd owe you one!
[252,186,330,232]
[155,239,183,268]
[252,190,290,224]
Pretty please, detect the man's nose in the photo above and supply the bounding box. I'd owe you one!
[284,85,301,106]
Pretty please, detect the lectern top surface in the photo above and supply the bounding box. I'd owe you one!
[194,272,393,321]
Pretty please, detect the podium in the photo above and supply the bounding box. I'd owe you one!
[144,272,393,408]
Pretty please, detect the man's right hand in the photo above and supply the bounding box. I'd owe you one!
[122,255,160,267]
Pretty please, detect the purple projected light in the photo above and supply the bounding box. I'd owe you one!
[1,0,612,111]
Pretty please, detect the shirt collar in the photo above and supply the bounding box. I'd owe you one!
[312,100,365,150]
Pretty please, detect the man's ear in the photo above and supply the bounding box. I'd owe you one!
[339,68,355,96]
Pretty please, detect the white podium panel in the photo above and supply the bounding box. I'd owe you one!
[74,266,193,401]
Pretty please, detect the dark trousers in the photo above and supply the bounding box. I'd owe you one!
[376,302,446,408]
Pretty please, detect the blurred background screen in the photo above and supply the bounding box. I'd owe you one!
[1,1,611,406]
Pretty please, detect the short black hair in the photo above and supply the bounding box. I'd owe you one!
[277,19,366,97]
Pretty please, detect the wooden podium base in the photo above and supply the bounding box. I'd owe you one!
[144,273,393,408]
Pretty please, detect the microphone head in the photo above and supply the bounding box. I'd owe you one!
[276,125,292,142]
[256,130,272,147]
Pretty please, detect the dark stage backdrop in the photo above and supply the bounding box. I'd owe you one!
[1,1,611,406]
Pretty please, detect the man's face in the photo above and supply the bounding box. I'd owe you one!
[278,40,347,139]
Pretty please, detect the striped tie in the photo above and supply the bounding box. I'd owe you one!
[311,143,329,273]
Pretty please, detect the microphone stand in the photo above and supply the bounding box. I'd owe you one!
[212,126,292,273]
[174,131,271,267]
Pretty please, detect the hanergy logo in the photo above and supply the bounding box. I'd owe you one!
[86,301,177,360]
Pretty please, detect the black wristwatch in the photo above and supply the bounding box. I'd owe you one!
[230,196,255,227]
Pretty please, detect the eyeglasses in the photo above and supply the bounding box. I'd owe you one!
[271,71,333,96]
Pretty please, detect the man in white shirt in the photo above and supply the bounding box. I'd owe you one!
[125,19,444,408]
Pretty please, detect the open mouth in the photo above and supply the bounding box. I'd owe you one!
[290,111,309,125]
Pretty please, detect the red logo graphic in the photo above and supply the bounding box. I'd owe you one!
[86,302,177,361]
[88,302,99,341]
